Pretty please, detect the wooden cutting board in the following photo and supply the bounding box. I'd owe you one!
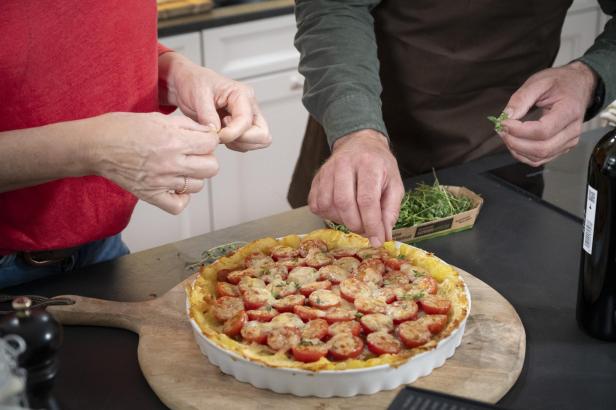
[49,269,525,409]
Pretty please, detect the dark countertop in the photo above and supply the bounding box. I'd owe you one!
[158,0,294,37]
[6,127,616,409]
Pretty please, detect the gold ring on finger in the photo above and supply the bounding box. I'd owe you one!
[175,176,189,195]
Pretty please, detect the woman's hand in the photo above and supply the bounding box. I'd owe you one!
[89,112,220,215]
[159,52,272,152]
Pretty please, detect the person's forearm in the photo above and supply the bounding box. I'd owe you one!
[295,0,386,147]
[0,119,94,193]
[578,1,616,114]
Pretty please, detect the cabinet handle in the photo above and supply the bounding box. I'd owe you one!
[290,75,304,91]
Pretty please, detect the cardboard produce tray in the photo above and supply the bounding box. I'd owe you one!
[326,186,483,244]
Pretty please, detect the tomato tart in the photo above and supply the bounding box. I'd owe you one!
[187,229,470,396]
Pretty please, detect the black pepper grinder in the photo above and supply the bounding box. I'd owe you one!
[0,296,63,409]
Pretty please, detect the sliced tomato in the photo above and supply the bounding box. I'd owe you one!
[382,271,410,287]
[418,314,448,334]
[270,245,299,261]
[246,307,278,322]
[298,239,328,258]
[216,268,236,282]
[259,264,288,283]
[324,307,357,324]
[418,295,451,314]
[333,257,360,274]
[309,289,341,310]
[411,276,438,294]
[304,251,334,269]
[276,258,304,273]
[223,311,247,337]
[354,296,388,314]
[212,296,244,322]
[301,319,329,340]
[327,320,361,338]
[328,248,358,259]
[216,281,240,297]
[242,288,272,310]
[272,294,306,312]
[238,277,266,295]
[373,287,397,304]
[227,268,258,285]
[366,331,401,355]
[287,266,320,286]
[300,280,332,297]
[294,305,326,321]
[359,258,385,275]
[360,313,394,334]
[240,320,270,344]
[356,247,386,261]
[245,252,274,269]
[318,265,350,284]
[339,278,372,302]
[383,257,405,271]
[267,278,299,299]
[292,340,328,362]
[270,312,305,329]
[388,300,419,323]
[267,327,301,352]
[397,320,431,348]
[328,334,364,360]
[400,263,431,281]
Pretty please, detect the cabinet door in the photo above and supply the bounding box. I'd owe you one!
[209,70,308,230]
[122,32,212,252]
[202,15,299,80]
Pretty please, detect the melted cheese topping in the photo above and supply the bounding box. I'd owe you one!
[188,229,468,371]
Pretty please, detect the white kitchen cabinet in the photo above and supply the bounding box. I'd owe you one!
[123,31,214,252]
[203,15,308,230]
[209,70,307,230]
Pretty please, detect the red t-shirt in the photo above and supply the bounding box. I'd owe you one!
[0,1,171,254]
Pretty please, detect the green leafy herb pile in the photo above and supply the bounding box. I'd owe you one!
[394,178,473,229]
[328,174,474,232]
[487,111,509,133]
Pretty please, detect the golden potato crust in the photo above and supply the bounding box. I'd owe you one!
[188,229,469,371]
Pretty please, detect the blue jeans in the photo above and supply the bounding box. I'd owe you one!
[0,234,130,289]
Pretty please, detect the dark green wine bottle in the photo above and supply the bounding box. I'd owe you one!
[577,128,616,341]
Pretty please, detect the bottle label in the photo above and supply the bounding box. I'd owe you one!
[583,185,598,254]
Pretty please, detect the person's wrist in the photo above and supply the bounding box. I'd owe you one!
[568,61,599,108]
[73,113,114,177]
[332,129,389,152]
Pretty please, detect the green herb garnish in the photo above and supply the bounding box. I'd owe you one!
[355,312,364,319]
[487,111,509,133]
[412,270,425,278]
[401,291,425,301]
[326,171,474,232]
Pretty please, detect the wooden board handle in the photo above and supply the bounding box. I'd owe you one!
[48,295,147,333]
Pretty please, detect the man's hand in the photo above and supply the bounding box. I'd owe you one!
[89,112,220,215]
[308,129,404,247]
[499,61,598,167]
[159,52,271,152]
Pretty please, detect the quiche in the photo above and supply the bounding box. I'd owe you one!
[188,229,468,371]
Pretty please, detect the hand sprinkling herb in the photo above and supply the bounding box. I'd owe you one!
[487,111,509,133]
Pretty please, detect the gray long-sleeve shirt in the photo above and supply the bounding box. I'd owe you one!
[295,0,616,147]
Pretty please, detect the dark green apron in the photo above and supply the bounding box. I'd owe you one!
[288,0,573,208]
